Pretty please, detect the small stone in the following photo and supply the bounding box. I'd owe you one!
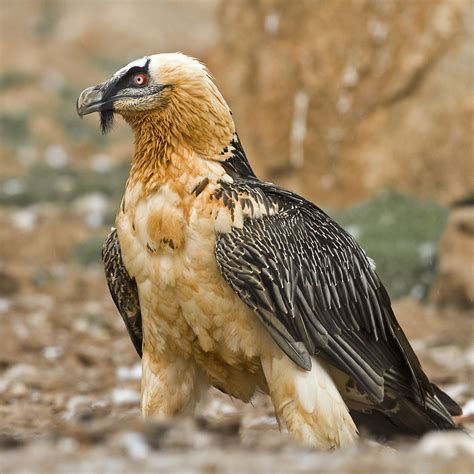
[43,346,63,360]
[111,388,141,406]
[417,431,474,459]
[0,298,12,313]
[264,11,279,35]
[2,178,25,196]
[342,65,359,88]
[367,18,389,43]
[45,145,69,168]
[116,363,142,381]
[337,94,352,114]
[90,153,112,172]
[10,382,27,397]
[11,208,38,231]
[118,432,150,460]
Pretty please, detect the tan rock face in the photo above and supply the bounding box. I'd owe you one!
[211,0,473,207]
[430,206,474,308]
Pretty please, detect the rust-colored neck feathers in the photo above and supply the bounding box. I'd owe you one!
[124,77,234,194]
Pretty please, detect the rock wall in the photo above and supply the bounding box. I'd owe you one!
[430,205,474,308]
[211,0,473,207]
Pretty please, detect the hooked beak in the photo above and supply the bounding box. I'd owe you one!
[77,82,117,134]
[76,85,111,117]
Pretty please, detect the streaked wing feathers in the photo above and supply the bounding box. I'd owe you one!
[215,182,432,403]
[102,228,143,357]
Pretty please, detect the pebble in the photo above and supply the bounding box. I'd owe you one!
[337,94,352,114]
[116,364,142,382]
[342,65,359,88]
[202,396,238,418]
[90,153,112,173]
[0,298,12,313]
[73,193,108,229]
[44,145,69,168]
[63,395,92,420]
[10,383,28,397]
[11,208,38,231]
[242,415,278,430]
[367,18,389,43]
[118,432,150,460]
[462,399,474,416]
[427,345,468,369]
[16,145,37,166]
[264,10,279,35]
[111,388,141,406]
[2,178,25,196]
[345,225,362,240]
[43,346,63,360]
[444,383,470,400]
[417,431,474,459]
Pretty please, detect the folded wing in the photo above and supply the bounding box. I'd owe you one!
[215,182,432,404]
[102,228,143,357]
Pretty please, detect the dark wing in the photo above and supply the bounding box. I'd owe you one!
[215,182,433,404]
[102,228,142,357]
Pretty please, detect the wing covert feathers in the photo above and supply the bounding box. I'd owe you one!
[102,228,143,357]
[215,181,433,405]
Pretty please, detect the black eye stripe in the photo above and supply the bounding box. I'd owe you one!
[103,59,151,98]
[124,58,150,79]
[125,66,148,79]
[120,66,149,88]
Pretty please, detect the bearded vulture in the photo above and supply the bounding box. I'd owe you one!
[77,53,461,449]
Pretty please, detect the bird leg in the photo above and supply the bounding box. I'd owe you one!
[141,351,208,419]
[261,351,358,449]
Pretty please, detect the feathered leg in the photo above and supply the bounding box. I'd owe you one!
[261,352,358,449]
[141,350,208,418]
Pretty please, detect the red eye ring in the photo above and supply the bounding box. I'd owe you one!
[133,73,148,87]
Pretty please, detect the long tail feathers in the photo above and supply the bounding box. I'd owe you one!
[432,383,462,416]
[352,385,462,441]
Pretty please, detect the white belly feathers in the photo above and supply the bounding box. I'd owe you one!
[115,180,266,364]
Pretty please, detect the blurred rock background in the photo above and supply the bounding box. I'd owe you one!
[0,0,473,472]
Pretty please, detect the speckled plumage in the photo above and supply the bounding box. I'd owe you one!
[80,53,461,449]
[102,228,142,356]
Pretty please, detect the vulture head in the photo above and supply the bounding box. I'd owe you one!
[77,53,234,157]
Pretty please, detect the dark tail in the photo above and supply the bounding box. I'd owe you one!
[432,384,462,416]
[352,383,462,441]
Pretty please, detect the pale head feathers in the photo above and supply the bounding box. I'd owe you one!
[113,53,235,163]
[77,53,237,195]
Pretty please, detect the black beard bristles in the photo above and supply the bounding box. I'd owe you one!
[100,110,115,135]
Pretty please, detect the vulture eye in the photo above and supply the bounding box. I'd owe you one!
[132,73,148,87]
